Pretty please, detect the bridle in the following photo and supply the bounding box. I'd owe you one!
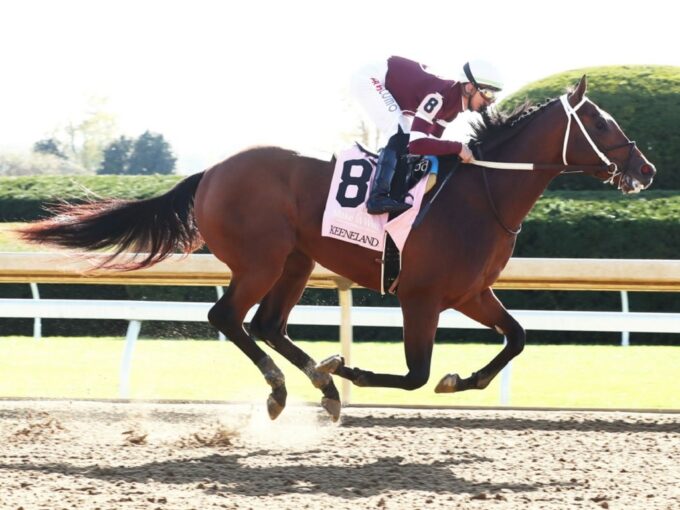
[475,94,638,235]
[559,94,638,185]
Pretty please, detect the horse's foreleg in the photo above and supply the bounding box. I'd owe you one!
[318,299,440,390]
[208,272,288,420]
[435,288,525,393]
[249,251,341,421]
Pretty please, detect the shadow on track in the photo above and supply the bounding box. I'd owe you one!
[0,450,577,498]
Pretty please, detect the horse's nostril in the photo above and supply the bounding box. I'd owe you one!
[640,164,655,176]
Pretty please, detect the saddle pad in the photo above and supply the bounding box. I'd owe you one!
[383,176,429,252]
[322,145,429,252]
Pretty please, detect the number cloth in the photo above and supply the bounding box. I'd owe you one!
[322,145,430,252]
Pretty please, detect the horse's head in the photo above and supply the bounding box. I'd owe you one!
[562,75,656,194]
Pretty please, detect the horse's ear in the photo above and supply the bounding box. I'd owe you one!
[569,75,588,103]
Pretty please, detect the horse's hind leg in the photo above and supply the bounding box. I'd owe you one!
[249,251,342,421]
[318,296,440,390]
[435,288,525,394]
[208,268,288,420]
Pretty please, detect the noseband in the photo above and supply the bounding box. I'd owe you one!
[559,94,637,185]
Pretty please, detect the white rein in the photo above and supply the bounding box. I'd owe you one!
[470,94,618,180]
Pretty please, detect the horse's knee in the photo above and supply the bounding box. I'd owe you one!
[510,338,525,357]
[506,324,526,357]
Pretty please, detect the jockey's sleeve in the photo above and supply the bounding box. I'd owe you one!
[407,92,463,156]
[408,136,462,156]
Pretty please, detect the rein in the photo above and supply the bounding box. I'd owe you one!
[469,159,608,173]
[482,168,522,235]
[469,160,606,172]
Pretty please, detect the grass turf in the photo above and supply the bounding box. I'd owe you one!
[0,337,677,410]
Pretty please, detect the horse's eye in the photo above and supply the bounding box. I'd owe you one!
[595,118,607,131]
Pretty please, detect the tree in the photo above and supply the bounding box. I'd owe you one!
[126,131,176,175]
[33,138,67,159]
[97,136,134,175]
[0,151,86,176]
[60,96,118,172]
[97,131,176,175]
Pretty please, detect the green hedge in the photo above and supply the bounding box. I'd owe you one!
[2,176,678,259]
[500,65,680,190]
[518,190,680,258]
[0,175,182,221]
[0,175,678,345]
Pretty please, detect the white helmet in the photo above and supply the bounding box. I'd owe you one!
[461,59,504,91]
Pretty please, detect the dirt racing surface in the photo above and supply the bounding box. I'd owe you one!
[0,400,678,510]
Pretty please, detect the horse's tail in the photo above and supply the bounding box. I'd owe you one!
[17,171,206,270]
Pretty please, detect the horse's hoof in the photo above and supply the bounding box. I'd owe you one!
[267,395,284,420]
[321,397,341,422]
[435,373,460,393]
[316,354,344,374]
[267,385,287,420]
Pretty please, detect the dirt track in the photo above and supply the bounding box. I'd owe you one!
[0,400,678,509]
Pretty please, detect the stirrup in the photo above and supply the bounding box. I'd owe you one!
[366,196,412,215]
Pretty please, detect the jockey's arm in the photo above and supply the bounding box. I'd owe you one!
[408,117,463,156]
[408,128,463,156]
[407,92,464,157]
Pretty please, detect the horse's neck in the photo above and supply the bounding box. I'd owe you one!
[486,140,563,229]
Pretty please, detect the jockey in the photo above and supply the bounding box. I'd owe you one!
[350,56,503,215]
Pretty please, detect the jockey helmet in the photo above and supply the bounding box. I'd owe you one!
[461,60,504,92]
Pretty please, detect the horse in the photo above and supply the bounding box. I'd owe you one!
[18,76,655,421]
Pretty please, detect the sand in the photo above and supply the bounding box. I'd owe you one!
[0,400,678,509]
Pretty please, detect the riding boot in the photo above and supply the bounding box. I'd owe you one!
[366,140,412,215]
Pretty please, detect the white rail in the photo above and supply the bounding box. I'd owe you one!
[4,300,679,332]
[1,253,679,403]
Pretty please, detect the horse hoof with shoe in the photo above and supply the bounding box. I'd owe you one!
[267,387,287,420]
[321,397,342,422]
[316,355,345,374]
[434,373,461,393]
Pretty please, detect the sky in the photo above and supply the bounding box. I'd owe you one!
[1,0,678,174]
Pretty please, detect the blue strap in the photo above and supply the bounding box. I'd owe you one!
[426,155,439,175]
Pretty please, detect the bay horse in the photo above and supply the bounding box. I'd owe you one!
[18,76,655,421]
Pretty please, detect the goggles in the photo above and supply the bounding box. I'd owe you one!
[477,87,498,102]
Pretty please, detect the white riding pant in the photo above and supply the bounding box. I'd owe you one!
[349,61,412,140]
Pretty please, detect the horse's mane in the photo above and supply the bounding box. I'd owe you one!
[469,97,560,149]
